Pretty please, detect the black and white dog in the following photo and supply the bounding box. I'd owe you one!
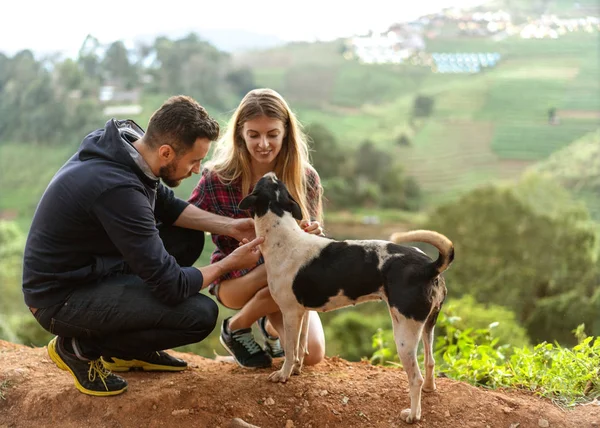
[239,172,454,424]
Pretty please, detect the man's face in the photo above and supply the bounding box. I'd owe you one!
[159,138,211,188]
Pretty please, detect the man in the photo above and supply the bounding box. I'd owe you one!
[22,95,263,397]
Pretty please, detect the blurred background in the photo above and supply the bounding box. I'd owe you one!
[1,0,599,364]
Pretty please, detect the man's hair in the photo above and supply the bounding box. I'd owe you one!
[145,95,220,154]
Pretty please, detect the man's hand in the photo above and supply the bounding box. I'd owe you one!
[227,218,256,242]
[222,236,264,271]
[299,220,324,236]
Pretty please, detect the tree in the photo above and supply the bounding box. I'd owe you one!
[412,95,435,118]
[77,34,102,80]
[226,67,256,98]
[305,123,347,180]
[422,174,598,344]
[354,140,390,183]
[102,41,139,88]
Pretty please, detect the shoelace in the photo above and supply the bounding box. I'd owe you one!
[234,331,262,355]
[88,359,111,391]
[267,337,284,355]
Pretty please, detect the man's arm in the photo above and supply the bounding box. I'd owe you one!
[92,187,204,305]
[196,236,263,289]
[174,204,256,242]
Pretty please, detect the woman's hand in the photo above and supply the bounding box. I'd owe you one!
[299,220,324,236]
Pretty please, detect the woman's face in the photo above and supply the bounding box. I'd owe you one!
[241,115,286,170]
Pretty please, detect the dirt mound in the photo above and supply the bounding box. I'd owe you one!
[0,340,597,428]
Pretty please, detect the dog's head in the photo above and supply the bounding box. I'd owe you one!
[239,172,303,220]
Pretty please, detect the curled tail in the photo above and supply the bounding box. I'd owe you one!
[389,230,454,273]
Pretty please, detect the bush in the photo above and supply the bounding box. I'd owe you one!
[324,308,391,361]
[371,318,600,406]
[441,295,530,349]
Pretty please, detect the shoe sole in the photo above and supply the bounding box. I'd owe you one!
[219,335,270,369]
[47,337,127,397]
[101,357,187,372]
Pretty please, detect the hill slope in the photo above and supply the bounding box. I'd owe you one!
[0,341,597,428]
[530,130,600,219]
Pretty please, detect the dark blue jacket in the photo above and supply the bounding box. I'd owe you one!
[22,119,204,308]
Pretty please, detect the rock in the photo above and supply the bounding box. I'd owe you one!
[503,407,513,414]
[171,409,190,416]
[509,423,520,428]
[264,397,275,406]
[444,410,451,417]
[342,396,349,405]
[285,420,295,428]
[320,389,329,396]
[229,418,261,428]
[538,419,549,428]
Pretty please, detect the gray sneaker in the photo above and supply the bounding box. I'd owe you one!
[256,316,285,358]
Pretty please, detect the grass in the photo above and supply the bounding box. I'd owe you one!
[491,119,599,160]
[0,142,78,230]
[0,380,10,400]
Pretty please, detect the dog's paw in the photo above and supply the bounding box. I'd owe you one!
[268,369,290,383]
[422,382,436,393]
[292,364,303,376]
[401,408,420,424]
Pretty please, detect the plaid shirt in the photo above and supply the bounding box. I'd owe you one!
[188,167,322,285]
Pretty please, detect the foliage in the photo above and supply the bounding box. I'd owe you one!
[0,221,26,315]
[437,295,531,349]
[530,130,600,220]
[412,95,435,119]
[421,173,599,344]
[305,126,422,211]
[372,317,600,406]
[323,309,391,361]
[0,50,104,144]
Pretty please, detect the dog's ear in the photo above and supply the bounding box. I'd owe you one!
[287,194,303,221]
[239,194,258,211]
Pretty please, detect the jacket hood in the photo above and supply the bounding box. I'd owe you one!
[79,119,156,185]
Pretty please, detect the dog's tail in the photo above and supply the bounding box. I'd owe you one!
[389,230,454,273]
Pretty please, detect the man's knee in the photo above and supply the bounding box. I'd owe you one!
[186,294,219,339]
[159,225,205,267]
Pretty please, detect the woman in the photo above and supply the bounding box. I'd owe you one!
[188,88,326,369]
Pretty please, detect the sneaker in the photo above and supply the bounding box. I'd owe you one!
[256,316,285,358]
[101,351,188,372]
[219,317,272,369]
[47,336,128,397]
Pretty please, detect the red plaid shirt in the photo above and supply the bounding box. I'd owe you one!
[188,167,322,285]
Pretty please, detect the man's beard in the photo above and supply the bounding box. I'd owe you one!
[159,160,183,188]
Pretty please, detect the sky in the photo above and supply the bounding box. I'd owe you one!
[0,0,485,56]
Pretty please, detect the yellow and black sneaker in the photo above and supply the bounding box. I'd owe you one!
[47,336,128,397]
[101,351,188,372]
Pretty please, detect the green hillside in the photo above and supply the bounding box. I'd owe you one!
[530,130,600,220]
[236,31,599,204]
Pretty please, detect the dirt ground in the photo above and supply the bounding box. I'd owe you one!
[0,340,598,428]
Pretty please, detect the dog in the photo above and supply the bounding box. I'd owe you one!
[239,172,454,424]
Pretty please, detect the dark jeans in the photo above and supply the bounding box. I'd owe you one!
[33,225,217,359]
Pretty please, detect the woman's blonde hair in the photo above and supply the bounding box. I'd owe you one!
[206,88,322,223]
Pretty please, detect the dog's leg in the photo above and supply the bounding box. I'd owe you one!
[268,307,304,383]
[422,307,440,393]
[389,307,424,424]
[293,311,311,375]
